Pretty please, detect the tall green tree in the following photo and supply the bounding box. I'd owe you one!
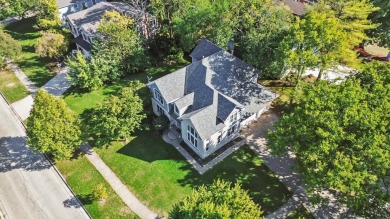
[93,11,149,79]
[35,31,68,62]
[27,89,82,160]
[66,51,107,91]
[170,179,264,219]
[0,0,39,19]
[0,29,21,68]
[36,0,60,30]
[242,4,293,79]
[321,0,379,48]
[86,81,146,146]
[281,10,357,85]
[268,62,390,216]
[367,0,390,47]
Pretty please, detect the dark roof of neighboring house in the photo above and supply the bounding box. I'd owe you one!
[283,0,307,16]
[148,41,278,139]
[190,39,223,62]
[66,2,131,35]
[73,35,92,51]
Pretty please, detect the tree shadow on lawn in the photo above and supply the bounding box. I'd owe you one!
[116,134,291,215]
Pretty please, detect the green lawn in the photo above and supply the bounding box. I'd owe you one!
[56,155,138,219]
[63,61,189,115]
[0,67,29,103]
[4,17,57,87]
[94,138,291,217]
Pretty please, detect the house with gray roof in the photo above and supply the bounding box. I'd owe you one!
[56,0,105,21]
[147,39,278,159]
[65,1,132,57]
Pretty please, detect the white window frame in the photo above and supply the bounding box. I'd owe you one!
[227,125,236,137]
[154,89,164,105]
[156,104,164,115]
[174,104,179,115]
[229,111,238,123]
[187,126,199,148]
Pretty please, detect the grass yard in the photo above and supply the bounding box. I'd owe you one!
[63,61,189,114]
[0,67,29,103]
[4,17,57,87]
[56,154,138,219]
[95,139,291,217]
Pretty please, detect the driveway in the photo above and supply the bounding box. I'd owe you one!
[241,108,353,218]
[0,95,89,219]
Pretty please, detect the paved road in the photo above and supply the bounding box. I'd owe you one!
[0,96,89,219]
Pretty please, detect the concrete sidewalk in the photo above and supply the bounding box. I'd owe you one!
[6,61,38,94]
[79,143,160,219]
[42,68,71,97]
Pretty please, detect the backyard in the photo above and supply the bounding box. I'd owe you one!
[62,63,292,217]
[0,67,29,103]
[4,17,58,87]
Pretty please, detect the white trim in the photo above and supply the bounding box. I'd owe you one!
[187,125,199,148]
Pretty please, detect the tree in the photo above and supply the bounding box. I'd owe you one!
[36,0,61,30]
[27,89,82,160]
[0,0,40,19]
[268,62,390,216]
[66,51,107,91]
[367,0,390,47]
[35,31,68,62]
[92,11,149,79]
[0,29,21,68]
[320,0,379,48]
[86,81,146,146]
[281,10,356,85]
[170,179,264,219]
[242,4,293,79]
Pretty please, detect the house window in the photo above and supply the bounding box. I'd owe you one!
[157,104,164,115]
[154,89,164,105]
[174,104,179,115]
[217,133,222,143]
[187,126,199,148]
[229,112,238,123]
[227,125,236,137]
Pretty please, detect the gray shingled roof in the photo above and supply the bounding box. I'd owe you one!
[149,40,278,139]
[190,39,223,62]
[66,2,131,35]
[283,0,307,16]
[56,0,85,8]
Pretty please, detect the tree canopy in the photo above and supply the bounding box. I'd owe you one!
[35,31,68,62]
[86,81,146,146]
[170,179,264,219]
[268,62,390,216]
[27,89,82,160]
[0,29,21,68]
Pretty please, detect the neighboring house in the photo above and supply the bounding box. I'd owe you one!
[65,2,132,57]
[56,0,106,21]
[277,0,308,16]
[147,39,279,159]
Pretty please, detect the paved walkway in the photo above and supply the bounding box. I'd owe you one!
[0,11,36,26]
[162,130,246,175]
[9,66,71,120]
[6,60,38,94]
[79,143,160,219]
[42,68,71,97]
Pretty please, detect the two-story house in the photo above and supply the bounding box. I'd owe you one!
[56,0,106,21]
[65,1,131,57]
[147,39,278,159]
